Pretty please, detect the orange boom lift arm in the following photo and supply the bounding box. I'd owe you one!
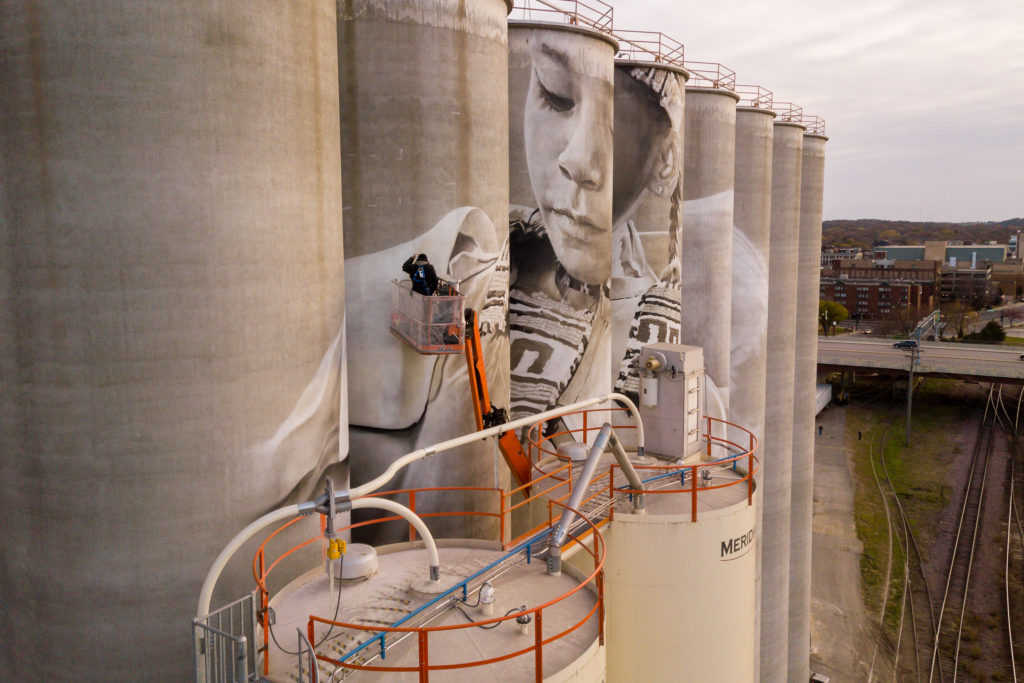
[463,308,533,490]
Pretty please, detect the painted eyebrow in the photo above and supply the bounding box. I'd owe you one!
[538,42,570,69]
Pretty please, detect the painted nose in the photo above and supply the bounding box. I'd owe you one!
[557,112,607,191]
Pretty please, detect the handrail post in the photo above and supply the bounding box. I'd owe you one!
[582,410,588,444]
[500,490,510,549]
[706,415,712,458]
[748,450,754,506]
[260,550,270,676]
[597,570,605,645]
[534,609,544,682]
[409,491,417,542]
[418,630,429,683]
[691,466,698,522]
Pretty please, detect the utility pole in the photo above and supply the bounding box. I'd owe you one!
[906,343,919,446]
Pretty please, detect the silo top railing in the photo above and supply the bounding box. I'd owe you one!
[802,114,827,135]
[773,101,804,124]
[682,61,736,90]
[735,84,773,109]
[510,0,613,33]
[612,30,685,66]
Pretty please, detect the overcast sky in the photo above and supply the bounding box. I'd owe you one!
[612,0,1024,222]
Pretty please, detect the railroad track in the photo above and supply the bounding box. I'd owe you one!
[866,406,941,683]
[1003,387,1024,683]
[928,385,1000,682]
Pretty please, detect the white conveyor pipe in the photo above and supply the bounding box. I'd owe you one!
[198,393,643,618]
[337,392,645,502]
[196,499,440,619]
[350,497,440,578]
[196,505,300,619]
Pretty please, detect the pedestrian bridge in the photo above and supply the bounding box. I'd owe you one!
[817,338,1024,384]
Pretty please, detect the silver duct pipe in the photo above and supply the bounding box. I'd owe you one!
[547,423,646,575]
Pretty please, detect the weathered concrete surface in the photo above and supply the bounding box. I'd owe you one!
[1,2,345,679]
[339,0,511,542]
[681,87,739,411]
[790,132,827,680]
[760,120,804,682]
[732,105,774,673]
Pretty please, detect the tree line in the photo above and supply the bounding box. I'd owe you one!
[823,218,1024,251]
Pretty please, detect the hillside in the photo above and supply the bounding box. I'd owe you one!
[822,218,1024,250]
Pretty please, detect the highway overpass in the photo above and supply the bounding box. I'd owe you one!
[818,338,1024,384]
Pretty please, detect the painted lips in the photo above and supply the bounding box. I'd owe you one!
[548,207,606,245]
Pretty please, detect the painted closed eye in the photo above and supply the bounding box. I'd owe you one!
[537,79,574,113]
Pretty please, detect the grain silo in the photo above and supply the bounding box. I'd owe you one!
[731,84,775,672]
[0,2,345,679]
[610,31,688,405]
[789,118,828,682]
[681,62,739,425]
[730,86,774,455]
[338,0,513,542]
[507,6,617,427]
[760,103,805,682]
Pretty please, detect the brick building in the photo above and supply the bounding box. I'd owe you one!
[823,259,939,311]
[991,260,1024,300]
[820,276,924,319]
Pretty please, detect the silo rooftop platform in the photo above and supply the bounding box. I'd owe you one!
[523,407,758,521]
[248,486,607,683]
[266,542,599,682]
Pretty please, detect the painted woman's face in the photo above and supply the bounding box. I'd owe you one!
[524,36,613,286]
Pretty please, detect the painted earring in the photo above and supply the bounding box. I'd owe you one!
[655,184,664,196]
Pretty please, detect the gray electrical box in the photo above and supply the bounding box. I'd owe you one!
[637,343,704,460]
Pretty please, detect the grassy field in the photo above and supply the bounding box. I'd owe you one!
[846,379,976,640]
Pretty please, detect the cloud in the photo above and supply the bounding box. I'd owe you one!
[610,0,1024,220]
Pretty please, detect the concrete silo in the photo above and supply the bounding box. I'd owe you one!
[760,104,806,683]
[507,13,617,426]
[730,87,774,453]
[610,31,688,405]
[681,63,739,426]
[789,121,828,681]
[338,0,512,542]
[0,2,345,680]
[730,84,775,670]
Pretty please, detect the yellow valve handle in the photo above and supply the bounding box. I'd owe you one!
[326,538,347,560]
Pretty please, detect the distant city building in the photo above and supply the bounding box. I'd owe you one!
[991,260,1024,300]
[939,261,994,303]
[820,275,924,319]
[823,258,939,310]
[875,240,1008,265]
[820,245,863,266]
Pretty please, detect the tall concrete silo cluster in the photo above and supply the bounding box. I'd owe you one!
[1,0,829,679]
[1,1,346,679]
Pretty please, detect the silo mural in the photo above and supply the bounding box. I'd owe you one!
[508,21,617,424]
[0,2,345,679]
[681,65,739,427]
[338,0,512,542]
[611,54,687,402]
[789,126,828,681]
[760,111,805,682]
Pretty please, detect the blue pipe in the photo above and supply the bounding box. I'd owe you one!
[335,526,553,664]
